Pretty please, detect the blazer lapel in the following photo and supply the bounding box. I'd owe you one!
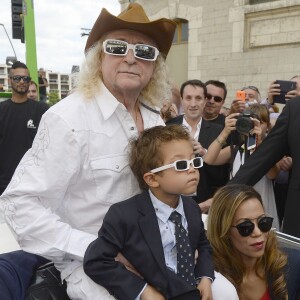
[182,197,201,250]
[198,119,211,147]
[137,191,168,278]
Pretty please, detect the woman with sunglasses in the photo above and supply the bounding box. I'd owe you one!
[207,184,288,299]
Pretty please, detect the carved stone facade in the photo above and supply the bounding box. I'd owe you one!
[119,0,300,102]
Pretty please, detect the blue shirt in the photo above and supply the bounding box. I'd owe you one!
[149,189,189,274]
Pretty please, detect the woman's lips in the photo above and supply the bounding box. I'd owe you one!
[250,241,264,250]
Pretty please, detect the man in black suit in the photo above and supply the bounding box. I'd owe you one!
[230,97,300,238]
[84,125,238,300]
[166,80,230,205]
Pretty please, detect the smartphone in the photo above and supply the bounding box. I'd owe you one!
[247,134,256,150]
[273,80,297,104]
[236,90,246,101]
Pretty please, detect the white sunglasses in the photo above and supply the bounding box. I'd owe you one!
[150,157,203,174]
[103,39,159,61]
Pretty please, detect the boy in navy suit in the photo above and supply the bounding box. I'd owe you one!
[84,125,235,300]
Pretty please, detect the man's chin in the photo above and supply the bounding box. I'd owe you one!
[17,90,29,95]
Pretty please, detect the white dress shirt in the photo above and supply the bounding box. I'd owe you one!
[0,83,164,280]
[182,117,202,141]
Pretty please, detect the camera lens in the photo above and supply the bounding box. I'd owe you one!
[236,117,254,134]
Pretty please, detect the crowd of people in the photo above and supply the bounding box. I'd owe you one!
[0,2,300,300]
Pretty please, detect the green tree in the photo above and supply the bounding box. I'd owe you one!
[47,91,60,106]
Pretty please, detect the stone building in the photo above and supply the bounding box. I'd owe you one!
[119,0,300,104]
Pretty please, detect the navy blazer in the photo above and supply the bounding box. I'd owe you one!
[231,97,300,237]
[84,190,214,300]
[166,115,230,202]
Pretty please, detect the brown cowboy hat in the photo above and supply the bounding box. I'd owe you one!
[85,3,176,57]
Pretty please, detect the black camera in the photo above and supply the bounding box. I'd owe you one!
[235,110,258,134]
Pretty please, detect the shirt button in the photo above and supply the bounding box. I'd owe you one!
[130,126,135,130]
[115,165,119,169]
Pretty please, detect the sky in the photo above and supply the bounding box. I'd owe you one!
[0,0,120,74]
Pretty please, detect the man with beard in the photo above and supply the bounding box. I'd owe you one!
[0,61,48,195]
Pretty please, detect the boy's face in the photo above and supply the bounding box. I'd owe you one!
[153,139,200,202]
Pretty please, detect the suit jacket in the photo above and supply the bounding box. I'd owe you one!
[83,190,214,300]
[166,115,230,202]
[230,97,300,237]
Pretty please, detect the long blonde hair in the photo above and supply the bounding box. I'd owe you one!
[207,184,287,298]
[75,39,171,107]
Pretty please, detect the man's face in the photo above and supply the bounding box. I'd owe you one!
[243,88,260,103]
[101,29,156,100]
[204,84,225,118]
[10,68,30,96]
[27,83,38,101]
[181,84,206,122]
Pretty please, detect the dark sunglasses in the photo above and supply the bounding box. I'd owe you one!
[103,39,159,61]
[10,75,31,83]
[231,216,273,237]
[206,93,223,103]
[241,86,260,94]
[150,157,203,173]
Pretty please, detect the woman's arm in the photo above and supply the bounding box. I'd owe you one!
[204,113,239,165]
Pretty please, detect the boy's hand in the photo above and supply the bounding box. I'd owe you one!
[197,277,213,300]
[141,285,166,300]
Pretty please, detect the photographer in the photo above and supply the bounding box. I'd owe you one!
[203,104,280,229]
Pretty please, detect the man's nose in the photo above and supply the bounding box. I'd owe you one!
[124,49,136,63]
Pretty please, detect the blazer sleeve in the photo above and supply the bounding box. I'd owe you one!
[83,204,146,300]
[229,100,290,186]
[188,202,215,280]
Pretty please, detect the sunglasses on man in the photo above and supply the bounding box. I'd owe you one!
[231,216,273,237]
[103,39,159,61]
[150,157,203,174]
[10,75,31,83]
[206,93,223,103]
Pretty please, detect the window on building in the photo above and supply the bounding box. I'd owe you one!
[172,19,188,44]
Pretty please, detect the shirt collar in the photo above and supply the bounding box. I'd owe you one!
[94,83,124,121]
[94,83,162,126]
[149,189,185,224]
[182,117,202,132]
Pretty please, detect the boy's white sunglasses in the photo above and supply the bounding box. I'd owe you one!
[150,157,203,174]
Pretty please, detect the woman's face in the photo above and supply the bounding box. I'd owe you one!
[229,198,270,266]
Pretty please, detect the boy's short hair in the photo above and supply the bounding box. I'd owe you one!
[129,125,191,190]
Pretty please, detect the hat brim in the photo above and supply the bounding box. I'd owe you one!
[85,8,176,57]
